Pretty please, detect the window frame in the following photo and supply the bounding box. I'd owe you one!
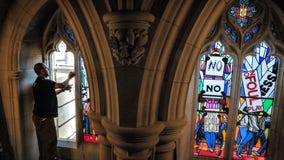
[47,40,85,149]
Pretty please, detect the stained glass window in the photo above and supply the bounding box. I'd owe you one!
[191,0,283,158]
[233,41,278,159]
[81,57,99,143]
[194,41,233,158]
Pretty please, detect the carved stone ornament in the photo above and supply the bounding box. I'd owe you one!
[103,12,155,65]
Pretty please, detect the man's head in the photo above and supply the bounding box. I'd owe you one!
[34,63,49,77]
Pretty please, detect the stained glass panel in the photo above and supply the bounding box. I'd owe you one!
[230,0,257,27]
[194,41,233,158]
[225,23,238,42]
[233,42,278,159]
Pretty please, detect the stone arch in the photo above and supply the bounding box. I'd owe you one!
[137,0,196,126]
[0,0,115,158]
[0,1,49,159]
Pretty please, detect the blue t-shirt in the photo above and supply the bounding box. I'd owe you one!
[33,77,58,118]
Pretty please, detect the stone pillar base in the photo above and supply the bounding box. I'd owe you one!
[102,117,165,160]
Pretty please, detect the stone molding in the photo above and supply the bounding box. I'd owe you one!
[8,71,21,80]
[102,117,164,159]
[155,118,187,158]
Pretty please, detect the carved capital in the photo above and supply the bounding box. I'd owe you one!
[103,12,155,66]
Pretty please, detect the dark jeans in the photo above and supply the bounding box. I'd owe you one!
[32,115,57,160]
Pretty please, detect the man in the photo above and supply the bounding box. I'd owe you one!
[237,112,259,158]
[32,62,75,160]
[254,112,269,156]
[194,112,206,154]
[235,107,249,147]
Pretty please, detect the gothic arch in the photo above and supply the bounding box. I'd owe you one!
[0,0,113,158]
[43,10,79,55]
[0,0,48,158]
[137,0,195,126]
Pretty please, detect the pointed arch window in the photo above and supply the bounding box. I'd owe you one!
[49,39,99,147]
[191,0,283,159]
[193,42,279,160]
[50,40,77,143]
[43,10,100,148]
[194,41,233,158]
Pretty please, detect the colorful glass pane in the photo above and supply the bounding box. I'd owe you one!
[252,25,259,34]
[231,32,238,42]
[233,42,278,159]
[194,41,233,158]
[224,24,238,42]
[270,23,279,39]
[65,27,75,41]
[244,24,260,42]
[230,0,257,27]
[244,33,252,42]
[225,25,232,34]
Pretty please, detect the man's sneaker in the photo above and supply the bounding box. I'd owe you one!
[197,147,201,153]
[253,151,260,156]
[236,153,242,158]
[248,154,254,158]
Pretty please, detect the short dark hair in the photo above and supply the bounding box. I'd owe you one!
[34,63,45,75]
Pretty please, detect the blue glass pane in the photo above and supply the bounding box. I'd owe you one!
[252,25,259,34]
[65,28,76,41]
[225,26,231,34]
[231,33,237,42]
[270,23,278,38]
[244,33,252,42]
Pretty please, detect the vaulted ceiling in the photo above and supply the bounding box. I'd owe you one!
[0,0,283,43]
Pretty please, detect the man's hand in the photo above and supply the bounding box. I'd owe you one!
[64,84,72,91]
[68,71,75,79]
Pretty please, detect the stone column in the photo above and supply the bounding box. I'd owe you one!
[88,113,112,160]
[6,71,22,159]
[155,118,187,160]
[102,117,165,160]
[98,135,112,160]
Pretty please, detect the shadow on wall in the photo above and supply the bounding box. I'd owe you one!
[0,92,14,160]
